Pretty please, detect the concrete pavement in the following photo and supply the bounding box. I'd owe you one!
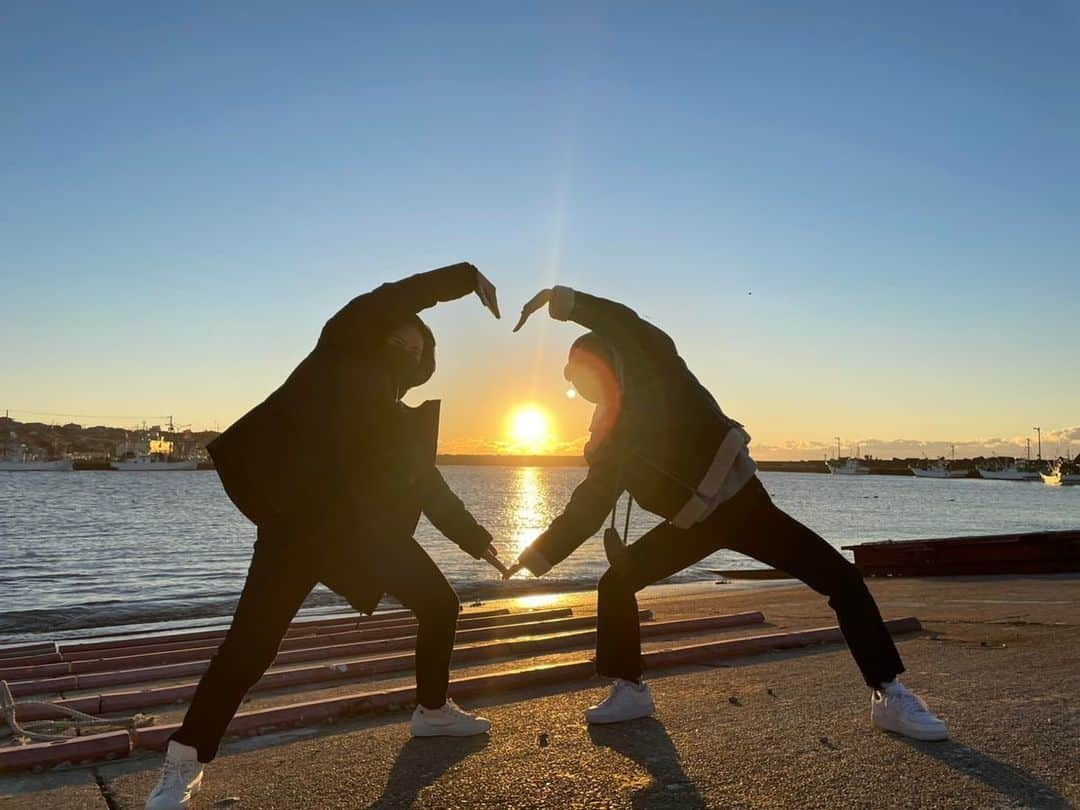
[3,575,1077,808]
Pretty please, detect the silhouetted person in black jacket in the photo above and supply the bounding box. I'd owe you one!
[147,263,502,810]
[508,286,948,740]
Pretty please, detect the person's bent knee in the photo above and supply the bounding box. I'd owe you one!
[826,560,871,602]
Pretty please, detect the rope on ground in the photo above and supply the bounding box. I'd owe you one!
[1,680,155,744]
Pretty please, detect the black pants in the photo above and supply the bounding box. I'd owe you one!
[172,530,460,762]
[596,476,904,688]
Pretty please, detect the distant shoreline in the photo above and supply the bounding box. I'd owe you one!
[2,418,1052,476]
[436,456,841,474]
[48,457,968,475]
[435,454,586,467]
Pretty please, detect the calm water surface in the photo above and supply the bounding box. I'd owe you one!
[3,468,1079,642]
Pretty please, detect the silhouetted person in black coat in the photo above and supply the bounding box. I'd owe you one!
[147,263,502,810]
[508,286,948,740]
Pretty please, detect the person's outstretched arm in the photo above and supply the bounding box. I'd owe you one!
[514,444,625,576]
[319,262,500,350]
[513,286,675,359]
[414,465,495,560]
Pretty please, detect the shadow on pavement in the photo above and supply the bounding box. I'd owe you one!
[369,734,489,808]
[899,738,1070,809]
[589,718,704,809]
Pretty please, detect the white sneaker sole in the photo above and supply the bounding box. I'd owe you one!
[585,706,655,725]
[873,718,949,742]
[146,779,201,810]
[410,722,490,737]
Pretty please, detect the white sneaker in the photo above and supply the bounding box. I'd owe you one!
[409,698,491,737]
[145,741,204,810]
[586,679,655,724]
[871,681,949,741]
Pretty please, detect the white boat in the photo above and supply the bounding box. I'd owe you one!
[0,457,74,471]
[1040,459,1080,486]
[976,459,1042,481]
[0,444,74,471]
[910,458,968,478]
[826,457,871,475]
[111,456,199,471]
[111,435,199,471]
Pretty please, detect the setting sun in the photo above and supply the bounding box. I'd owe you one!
[507,406,552,452]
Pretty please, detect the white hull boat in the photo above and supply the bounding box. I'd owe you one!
[0,458,74,471]
[976,464,1041,482]
[910,466,968,479]
[111,457,199,471]
[826,458,871,475]
[1041,461,1080,486]
[910,456,968,478]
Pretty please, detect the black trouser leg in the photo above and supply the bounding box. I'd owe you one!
[722,481,905,688]
[595,477,904,688]
[379,538,460,709]
[595,516,725,681]
[595,567,645,681]
[171,535,316,762]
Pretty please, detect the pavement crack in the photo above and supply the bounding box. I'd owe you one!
[92,768,122,810]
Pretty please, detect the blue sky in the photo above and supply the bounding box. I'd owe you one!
[2,2,1078,458]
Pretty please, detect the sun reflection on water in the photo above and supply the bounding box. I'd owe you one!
[509,466,547,562]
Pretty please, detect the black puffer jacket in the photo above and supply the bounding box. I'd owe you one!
[522,289,746,574]
[207,264,491,559]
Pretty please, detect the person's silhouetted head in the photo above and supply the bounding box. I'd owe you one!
[564,332,620,405]
[383,315,436,396]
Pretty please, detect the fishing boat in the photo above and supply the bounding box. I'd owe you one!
[0,456,74,472]
[976,458,1042,481]
[111,436,199,471]
[910,458,968,478]
[111,456,199,471]
[826,457,871,475]
[826,439,872,475]
[1040,458,1080,486]
[0,444,74,471]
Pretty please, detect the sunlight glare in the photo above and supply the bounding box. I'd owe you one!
[509,466,545,563]
[514,593,565,609]
[507,406,552,452]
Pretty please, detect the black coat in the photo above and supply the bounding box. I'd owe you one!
[524,290,743,572]
[207,264,491,561]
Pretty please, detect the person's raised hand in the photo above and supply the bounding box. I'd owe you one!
[501,562,525,580]
[474,270,501,320]
[512,288,553,332]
